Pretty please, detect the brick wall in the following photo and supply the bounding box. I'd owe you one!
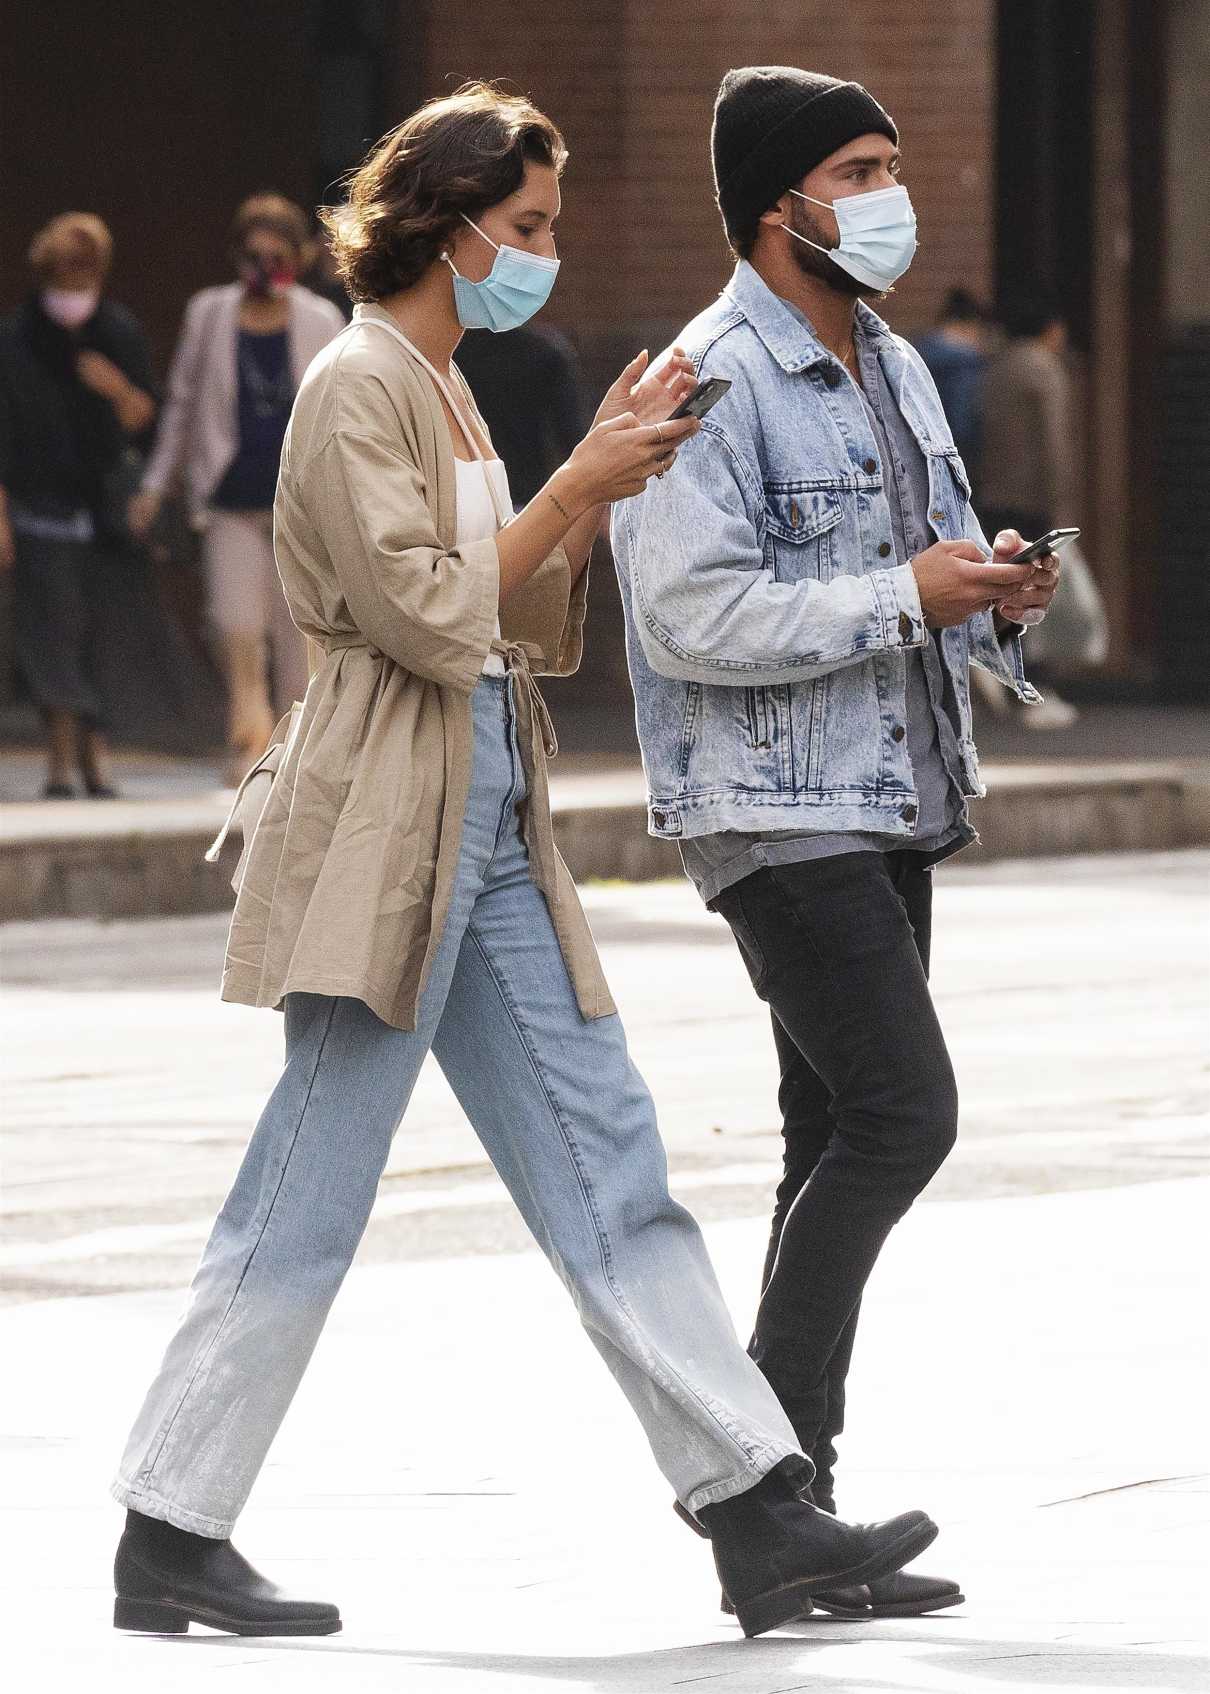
[418,2,998,720]
[420,0,996,389]
[419,2,629,395]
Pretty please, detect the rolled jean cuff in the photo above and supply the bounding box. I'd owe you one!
[682,1441,810,1519]
[110,1475,231,1540]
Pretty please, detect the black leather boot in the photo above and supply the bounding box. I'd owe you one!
[114,1511,341,1637]
[847,1568,964,1617]
[809,1485,964,1618]
[712,1494,964,1622]
[696,1463,937,1639]
[719,1582,873,1621]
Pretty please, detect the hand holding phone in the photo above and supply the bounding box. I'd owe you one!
[1000,527,1077,624]
[1007,526,1080,565]
[668,377,731,422]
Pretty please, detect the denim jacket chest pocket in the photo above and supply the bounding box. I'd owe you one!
[762,486,845,581]
[923,446,973,541]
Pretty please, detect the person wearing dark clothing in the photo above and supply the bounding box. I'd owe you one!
[0,213,157,797]
[615,65,1060,1620]
[452,323,587,505]
[211,327,294,511]
[914,286,987,477]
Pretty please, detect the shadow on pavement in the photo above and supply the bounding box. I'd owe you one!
[132,1624,1208,1692]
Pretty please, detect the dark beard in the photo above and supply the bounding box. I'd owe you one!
[785,198,881,302]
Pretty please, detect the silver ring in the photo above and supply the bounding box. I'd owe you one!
[653,422,665,444]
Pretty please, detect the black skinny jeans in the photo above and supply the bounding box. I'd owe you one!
[713,849,957,1509]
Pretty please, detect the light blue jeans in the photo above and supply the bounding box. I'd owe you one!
[112,675,803,1536]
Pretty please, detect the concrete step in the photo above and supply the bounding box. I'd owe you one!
[2,759,1209,922]
[553,760,1210,882]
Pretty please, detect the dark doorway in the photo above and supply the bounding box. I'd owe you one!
[994,0,1095,349]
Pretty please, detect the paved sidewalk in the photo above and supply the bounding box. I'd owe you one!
[3,853,1207,1688]
[5,853,1209,1299]
[1,1180,1206,1691]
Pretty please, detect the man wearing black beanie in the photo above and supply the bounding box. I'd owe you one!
[614,65,1063,1621]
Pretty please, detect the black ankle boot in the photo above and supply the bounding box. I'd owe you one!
[114,1510,341,1637]
[806,1491,964,1618]
[697,1463,937,1639]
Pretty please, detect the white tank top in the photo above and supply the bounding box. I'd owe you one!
[456,457,511,676]
[356,311,511,679]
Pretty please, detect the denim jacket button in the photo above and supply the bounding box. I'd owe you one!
[897,611,915,641]
[878,541,892,558]
[823,368,842,389]
[930,508,945,523]
[863,458,878,474]
[902,804,918,824]
[892,725,906,742]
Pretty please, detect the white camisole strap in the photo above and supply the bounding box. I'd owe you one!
[357,314,511,530]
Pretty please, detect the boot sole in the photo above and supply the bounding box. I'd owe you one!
[857,1589,965,1619]
[114,1596,342,1637]
[721,1591,870,1622]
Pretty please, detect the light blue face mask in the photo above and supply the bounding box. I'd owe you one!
[443,215,560,332]
[787,184,918,292]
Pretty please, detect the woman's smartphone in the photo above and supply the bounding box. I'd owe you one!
[668,377,732,421]
[1009,526,1080,565]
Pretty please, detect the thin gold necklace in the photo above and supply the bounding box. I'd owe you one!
[832,340,859,387]
[824,330,858,373]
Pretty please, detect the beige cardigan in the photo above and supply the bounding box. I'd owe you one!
[142,282,345,517]
[219,304,614,1032]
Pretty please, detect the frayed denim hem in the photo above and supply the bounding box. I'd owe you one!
[110,1476,231,1540]
[682,1442,810,1519]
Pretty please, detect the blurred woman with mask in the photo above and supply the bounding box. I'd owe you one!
[130,195,343,780]
[0,213,156,797]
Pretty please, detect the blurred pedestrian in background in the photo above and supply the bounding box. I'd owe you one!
[0,213,157,798]
[981,286,1105,727]
[455,323,588,506]
[129,194,343,781]
[914,285,989,480]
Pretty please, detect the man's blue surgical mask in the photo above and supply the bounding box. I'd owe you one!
[443,215,560,333]
[786,184,917,292]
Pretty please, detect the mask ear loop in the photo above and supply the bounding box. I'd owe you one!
[442,213,500,281]
[781,196,834,262]
[461,213,500,250]
[790,189,835,212]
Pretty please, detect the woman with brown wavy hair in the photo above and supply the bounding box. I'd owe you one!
[109,82,935,1643]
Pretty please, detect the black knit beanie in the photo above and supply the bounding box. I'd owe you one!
[712,66,898,251]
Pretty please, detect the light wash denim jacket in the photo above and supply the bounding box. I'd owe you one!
[611,261,1039,841]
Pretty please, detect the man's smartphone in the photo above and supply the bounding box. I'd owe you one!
[1008,527,1080,565]
[668,377,732,421]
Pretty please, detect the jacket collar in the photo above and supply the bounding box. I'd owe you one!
[722,261,896,372]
